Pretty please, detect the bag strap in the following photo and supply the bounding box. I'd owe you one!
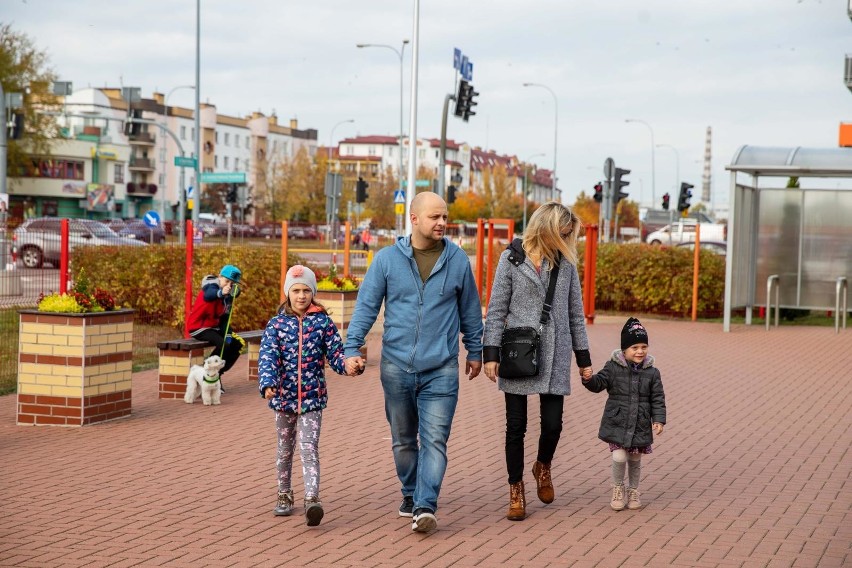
[539,260,560,330]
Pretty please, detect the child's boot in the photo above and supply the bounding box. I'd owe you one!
[626,487,641,510]
[304,495,324,526]
[507,481,526,521]
[273,490,293,516]
[610,483,626,511]
[531,461,555,504]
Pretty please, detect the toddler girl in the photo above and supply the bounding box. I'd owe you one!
[582,317,666,511]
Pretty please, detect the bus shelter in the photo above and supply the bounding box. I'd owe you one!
[723,146,852,332]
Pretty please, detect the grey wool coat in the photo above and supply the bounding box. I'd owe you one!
[483,240,591,395]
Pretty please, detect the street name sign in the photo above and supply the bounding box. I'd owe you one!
[199,172,246,184]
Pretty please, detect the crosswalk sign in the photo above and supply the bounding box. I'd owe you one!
[393,190,405,204]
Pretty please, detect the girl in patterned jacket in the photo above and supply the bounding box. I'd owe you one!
[258,265,360,526]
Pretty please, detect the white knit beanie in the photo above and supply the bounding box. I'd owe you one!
[284,265,317,297]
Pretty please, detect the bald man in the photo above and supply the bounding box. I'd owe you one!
[343,191,483,533]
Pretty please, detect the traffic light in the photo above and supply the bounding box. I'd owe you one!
[7,112,25,139]
[662,193,670,211]
[614,168,630,202]
[454,80,479,122]
[677,182,693,212]
[447,184,457,204]
[593,182,603,203]
[226,184,237,203]
[355,177,369,203]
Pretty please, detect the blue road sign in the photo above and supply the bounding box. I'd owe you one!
[143,210,161,228]
[186,186,194,198]
[394,190,405,204]
[453,48,461,70]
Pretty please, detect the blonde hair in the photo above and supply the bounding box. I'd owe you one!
[522,201,581,267]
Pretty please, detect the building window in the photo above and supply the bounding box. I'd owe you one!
[19,158,85,180]
[215,132,219,144]
[224,156,229,169]
[368,146,376,156]
[191,128,195,142]
[114,163,125,184]
[246,137,250,149]
[180,125,186,140]
[234,134,240,147]
[159,173,165,186]
[224,132,230,146]
[215,156,218,168]
[418,149,426,160]
[234,158,239,171]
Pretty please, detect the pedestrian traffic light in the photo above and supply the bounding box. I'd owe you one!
[593,182,603,203]
[447,184,457,204]
[355,177,369,203]
[614,168,630,202]
[463,83,478,122]
[226,184,237,203]
[677,182,693,212]
[662,193,670,211]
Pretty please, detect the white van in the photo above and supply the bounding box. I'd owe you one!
[646,219,726,245]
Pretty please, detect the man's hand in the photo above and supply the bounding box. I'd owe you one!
[465,360,482,380]
[483,361,498,383]
[345,356,365,376]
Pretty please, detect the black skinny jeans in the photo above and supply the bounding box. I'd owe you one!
[505,392,564,484]
[193,327,241,376]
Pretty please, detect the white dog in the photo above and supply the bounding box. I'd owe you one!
[184,355,227,406]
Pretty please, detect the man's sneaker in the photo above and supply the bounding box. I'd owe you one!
[273,490,293,516]
[610,483,626,511]
[304,496,324,527]
[411,508,437,533]
[626,487,641,510]
[398,496,414,517]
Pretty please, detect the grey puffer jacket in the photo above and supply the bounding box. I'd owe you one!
[582,349,667,448]
[483,240,591,396]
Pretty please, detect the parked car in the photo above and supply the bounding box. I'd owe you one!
[676,240,727,256]
[104,218,166,244]
[287,226,320,240]
[13,217,147,268]
[641,209,714,242]
[646,219,726,245]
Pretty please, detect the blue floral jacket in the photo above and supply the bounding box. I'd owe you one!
[257,305,347,414]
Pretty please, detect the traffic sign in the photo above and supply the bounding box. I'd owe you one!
[199,171,246,184]
[174,156,197,168]
[393,190,405,204]
[143,210,161,228]
[402,179,431,188]
[395,203,405,215]
[603,157,615,181]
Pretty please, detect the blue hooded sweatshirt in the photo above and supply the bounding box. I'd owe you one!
[343,236,483,373]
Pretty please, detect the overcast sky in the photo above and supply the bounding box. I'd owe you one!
[5,0,851,209]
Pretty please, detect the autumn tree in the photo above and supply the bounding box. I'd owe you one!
[448,190,489,222]
[264,147,324,223]
[363,166,397,229]
[1,23,59,187]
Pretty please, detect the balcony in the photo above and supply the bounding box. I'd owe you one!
[129,157,155,171]
[128,131,156,145]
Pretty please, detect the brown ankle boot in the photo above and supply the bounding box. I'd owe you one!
[532,461,555,504]
[507,481,526,521]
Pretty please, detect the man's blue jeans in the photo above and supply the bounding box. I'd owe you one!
[380,357,459,513]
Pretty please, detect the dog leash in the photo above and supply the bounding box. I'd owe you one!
[220,283,239,359]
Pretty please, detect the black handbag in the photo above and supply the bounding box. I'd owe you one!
[499,261,560,379]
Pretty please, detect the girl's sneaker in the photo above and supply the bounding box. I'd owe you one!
[305,496,324,527]
[610,484,626,511]
[273,490,294,516]
[626,488,641,510]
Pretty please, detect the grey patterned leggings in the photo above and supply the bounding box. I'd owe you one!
[275,409,323,498]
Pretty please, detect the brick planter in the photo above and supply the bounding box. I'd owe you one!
[16,309,134,426]
[315,289,359,338]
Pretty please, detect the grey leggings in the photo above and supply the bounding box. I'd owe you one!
[275,409,322,498]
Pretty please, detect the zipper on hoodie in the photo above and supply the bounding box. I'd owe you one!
[296,315,303,414]
[406,247,449,370]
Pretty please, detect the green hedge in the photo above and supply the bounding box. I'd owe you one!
[579,242,726,317]
[72,245,303,332]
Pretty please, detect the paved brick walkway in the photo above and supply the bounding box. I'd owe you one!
[1,319,850,567]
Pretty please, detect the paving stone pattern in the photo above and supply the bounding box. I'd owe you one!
[0,319,849,567]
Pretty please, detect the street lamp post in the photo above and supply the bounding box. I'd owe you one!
[625,118,656,207]
[523,83,558,201]
[327,119,354,246]
[356,39,409,237]
[656,143,680,205]
[523,152,545,234]
[161,85,194,222]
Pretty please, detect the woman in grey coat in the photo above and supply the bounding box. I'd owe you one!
[483,202,592,521]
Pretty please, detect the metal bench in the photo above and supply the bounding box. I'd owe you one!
[156,330,265,400]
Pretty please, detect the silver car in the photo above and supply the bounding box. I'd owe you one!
[13,217,147,269]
